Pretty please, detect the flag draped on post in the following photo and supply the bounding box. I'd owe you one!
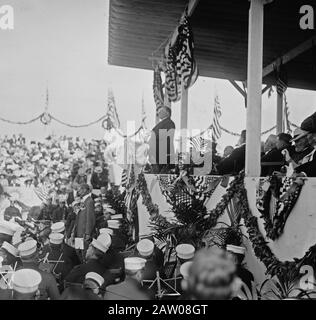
[141,93,147,130]
[106,89,121,129]
[211,94,222,142]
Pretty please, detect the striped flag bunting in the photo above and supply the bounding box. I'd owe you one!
[34,184,50,203]
[106,89,121,129]
[212,94,222,142]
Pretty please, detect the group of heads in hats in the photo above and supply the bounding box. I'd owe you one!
[0,135,106,197]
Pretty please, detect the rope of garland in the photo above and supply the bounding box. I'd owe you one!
[136,173,159,218]
[235,172,316,277]
[256,175,305,240]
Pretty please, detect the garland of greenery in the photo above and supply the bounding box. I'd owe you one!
[203,174,243,228]
[136,173,159,218]
[235,172,316,278]
[256,175,304,240]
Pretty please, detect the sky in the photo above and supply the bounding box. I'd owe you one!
[0,0,316,153]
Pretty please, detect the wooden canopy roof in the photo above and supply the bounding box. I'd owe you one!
[108,0,316,91]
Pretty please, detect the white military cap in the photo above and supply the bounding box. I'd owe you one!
[137,239,154,257]
[85,272,104,287]
[0,221,19,236]
[51,222,65,233]
[176,244,195,260]
[111,214,123,220]
[18,240,37,258]
[107,220,120,229]
[49,233,64,245]
[99,228,113,236]
[1,241,19,257]
[180,261,193,280]
[91,233,112,253]
[124,257,146,271]
[12,269,42,294]
[226,244,246,255]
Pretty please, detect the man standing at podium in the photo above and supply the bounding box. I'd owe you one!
[148,106,175,174]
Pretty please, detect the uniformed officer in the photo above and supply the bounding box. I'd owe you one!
[83,272,104,299]
[0,221,17,246]
[65,233,112,284]
[104,257,153,300]
[226,244,254,297]
[11,269,42,300]
[174,243,195,293]
[17,239,60,300]
[0,241,21,268]
[49,221,81,279]
[136,239,163,281]
[107,220,127,251]
[39,233,67,289]
[97,228,124,286]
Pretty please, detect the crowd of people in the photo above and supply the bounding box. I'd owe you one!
[0,132,255,300]
[0,110,315,300]
[207,112,316,177]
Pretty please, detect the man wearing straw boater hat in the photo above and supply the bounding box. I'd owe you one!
[17,239,60,300]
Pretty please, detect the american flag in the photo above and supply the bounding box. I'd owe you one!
[34,184,50,203]
[106,89,120,129]
[212,94,222,142]
[189,136,208,154]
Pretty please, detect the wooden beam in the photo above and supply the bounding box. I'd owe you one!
[263,35,316,78]
[261,85,271,95]
[229,80,246,97]
[276,92,283,134]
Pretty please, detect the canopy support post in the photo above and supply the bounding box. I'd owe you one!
[276,92,283,134]
[245,0,266,177]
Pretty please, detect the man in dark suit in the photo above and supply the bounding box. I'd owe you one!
[148,106,175,174]
[90,166,108,190]
[65,233,112,284]
[73,184,96,262]
[260,134,286,176]
[294,112,316,177]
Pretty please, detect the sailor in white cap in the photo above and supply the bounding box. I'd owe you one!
[99,228,113,236]
[176,243,196,264]
[11,269,42,300]
[107,219,121,230]
[39,233,68,282]
[0,221,16,245]
[51,221,65,234]
[64,233,111,285]
[17,240,60,300]
[135,239,163,282]
[83,272,104,298]
[103,257,152,300]
[0,241,21,268]
[226,244,254,295]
